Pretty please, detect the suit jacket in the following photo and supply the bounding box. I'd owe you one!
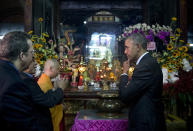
[119,53,166,131]
[20,72,64,131]
[0,60,39,131]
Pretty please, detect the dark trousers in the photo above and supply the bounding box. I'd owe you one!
[129,122,151,131]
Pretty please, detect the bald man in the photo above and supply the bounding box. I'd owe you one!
[38,59,67,131]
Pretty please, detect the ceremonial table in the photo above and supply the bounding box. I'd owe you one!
[71,109,128,131]
[63,88,101,131]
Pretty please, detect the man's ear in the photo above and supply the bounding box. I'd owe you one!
[136,44,141,52]
[19,52,25,61]
[49,66,54,72]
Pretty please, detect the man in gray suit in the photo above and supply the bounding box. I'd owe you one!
[119,33,166,131]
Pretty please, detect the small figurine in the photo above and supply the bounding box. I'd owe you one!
[71,64,78,83]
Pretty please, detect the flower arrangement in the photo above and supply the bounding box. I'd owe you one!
[156,17,192,84]
[156,17,193,112]
[28,17,58,70]
[118,22,172,44]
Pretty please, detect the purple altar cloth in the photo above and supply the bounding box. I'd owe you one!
[71,113,128,131]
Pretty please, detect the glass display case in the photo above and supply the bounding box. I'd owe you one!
[86,33,116,64]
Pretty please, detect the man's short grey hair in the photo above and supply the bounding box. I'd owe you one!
[125,33,147,49]
[0,31,31,61]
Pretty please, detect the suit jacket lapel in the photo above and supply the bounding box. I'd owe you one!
[134,53,150,72]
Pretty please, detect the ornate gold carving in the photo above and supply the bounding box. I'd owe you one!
[64,101,84,114]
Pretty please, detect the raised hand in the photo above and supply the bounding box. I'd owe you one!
[123,59,130,74]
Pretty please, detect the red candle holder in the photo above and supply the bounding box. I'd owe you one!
[78,75,83,86]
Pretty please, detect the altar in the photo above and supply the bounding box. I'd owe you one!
[71,109,128,131]
[63,88,126,131]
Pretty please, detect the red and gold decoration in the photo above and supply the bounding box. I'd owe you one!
[78,57,87,87]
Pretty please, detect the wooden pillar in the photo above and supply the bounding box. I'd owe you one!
[180,0,187,42]
[32,0,44,35]
[53,0,60,39]
[32,0,54,36]
[24,0,32,32]
[143,0,148,24]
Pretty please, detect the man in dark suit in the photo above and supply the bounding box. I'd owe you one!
[0,31,39,130]
[119,33,166,131]
[20,58,66,131]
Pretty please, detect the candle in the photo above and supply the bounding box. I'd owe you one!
[95,72,101,82]
[78,75,83,86]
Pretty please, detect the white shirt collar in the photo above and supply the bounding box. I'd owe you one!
[136,52,149,65]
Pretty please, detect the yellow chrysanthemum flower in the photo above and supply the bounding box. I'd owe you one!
[168,68,173,73]
[173,50,180,57]
[166,60,170,64]
[179,47,183,51]
[182,46,188,52]
[175,66,179,70]
[38,17,43,22]
[181,53,187,57]
[175,34,180,37]
[32,35,38,39]
[40,44,43,48]
[172,61,177,65]
[167,56,171,60]
[37,44,40,48]
[157,58,162,63]
[167,44,173,50]
[173,50,179,54]
[40,38,46,43]
[171,17,177,21]
[42,33,49,38]
[179,40,184,43]
[40,54,44,57]
[177,59,182,63]
[54,55,58,59]
[42,33,46,37]
[33,44,36,48]
[36,59,41,64]
[176,28,181,33]
[162,64,167,68]
[172,53,179,57]
[171,61,175,65]
[39,55,43,59]
[170,36,175,39]
[28,30,33,35]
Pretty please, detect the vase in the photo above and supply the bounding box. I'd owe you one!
[96,91,124,113]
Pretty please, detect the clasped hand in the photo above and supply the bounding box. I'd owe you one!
[54,79,68,90]
[123,59,130,74]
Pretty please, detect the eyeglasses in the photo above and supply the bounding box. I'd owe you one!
[31,50,35,55]
[22,49,35,59]
[27,49,34,55]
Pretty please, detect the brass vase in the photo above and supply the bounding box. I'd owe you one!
[96,91,123,113]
